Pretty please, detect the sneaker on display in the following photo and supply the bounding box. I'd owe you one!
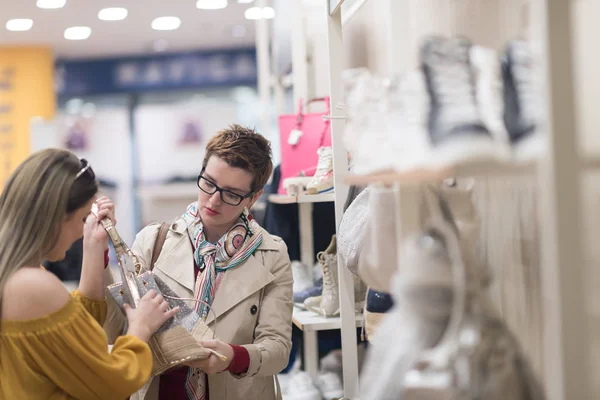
[502,39,545,162]
[283,176,314,196]
[283,371,322,400]
[292,261,314,293]
[316,371,344,400]
[470,45,511,147]
[319,349,343,377]
[306,147,334,195]
[421,36,509,168]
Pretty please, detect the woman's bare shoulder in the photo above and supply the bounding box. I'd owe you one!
[1,267,70,321]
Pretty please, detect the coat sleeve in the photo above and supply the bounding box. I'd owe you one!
[103,223,162,344]
[235,238,294,378]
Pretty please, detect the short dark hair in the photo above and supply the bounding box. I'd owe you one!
[203,124,273,191]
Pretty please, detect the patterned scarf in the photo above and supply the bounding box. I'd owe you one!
[180,202,263,400]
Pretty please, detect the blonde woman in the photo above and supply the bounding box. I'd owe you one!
[0,149,178,399]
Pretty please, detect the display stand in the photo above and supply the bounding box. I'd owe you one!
[334,1,591,399]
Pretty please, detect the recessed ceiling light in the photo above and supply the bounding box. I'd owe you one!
[6,19,33,32]
[152,16,181,31]
[244,6,275,20]
[37,0,66,9]
[197,0,228,10]
[244,7,262,20]
[64,26,91,40]
[262,7,276,19]
[98,7,128,21]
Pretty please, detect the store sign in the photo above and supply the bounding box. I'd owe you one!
[0,47,55,190]
[56,48,257,97]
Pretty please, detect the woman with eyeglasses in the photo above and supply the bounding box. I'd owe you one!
[0,149,179,399]
[104,125,293,400]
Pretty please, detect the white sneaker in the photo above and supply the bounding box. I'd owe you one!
[421,36,509,168]
[283,371,322,400]
[316,371,344,399]
[283,176,314,196]
[306,147,334,194]
[292,261,314,293]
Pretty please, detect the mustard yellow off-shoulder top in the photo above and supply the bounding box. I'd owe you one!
[0,290,152,400]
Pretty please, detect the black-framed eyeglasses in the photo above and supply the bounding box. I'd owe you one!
[75,158,95,181]
[197,171,253,206]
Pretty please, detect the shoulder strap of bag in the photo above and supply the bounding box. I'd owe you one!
[150,222,169,271]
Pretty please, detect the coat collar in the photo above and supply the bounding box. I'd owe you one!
[154,216,279,324]
[167,216,280,251]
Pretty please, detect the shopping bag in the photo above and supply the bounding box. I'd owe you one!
[278,97,332,194]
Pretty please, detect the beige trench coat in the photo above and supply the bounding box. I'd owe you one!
[103,218,293,400]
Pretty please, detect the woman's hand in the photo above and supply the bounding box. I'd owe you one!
[125,290,179,342]
[83,196,116,251]
[185,340,234,374]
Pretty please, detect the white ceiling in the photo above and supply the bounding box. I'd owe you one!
[0,0,258,60]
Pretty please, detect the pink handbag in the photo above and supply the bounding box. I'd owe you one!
[278,97,332,194]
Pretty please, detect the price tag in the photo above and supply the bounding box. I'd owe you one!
[288,129,303,145]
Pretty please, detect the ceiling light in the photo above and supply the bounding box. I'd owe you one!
[244,6,276,20]
[196,0,228,10]
[262,7,276,19]
[6,19,33,32]
[244,7,275,19]
[244,7,262,20]
[98,7,128,21]
[64,26,91,40]
[36,0,66,9]
[152,16,181,31]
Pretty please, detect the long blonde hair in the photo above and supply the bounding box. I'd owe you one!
[0,149,98,311]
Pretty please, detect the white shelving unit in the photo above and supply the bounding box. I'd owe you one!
[292,306,364,383]
[322,1,591,400]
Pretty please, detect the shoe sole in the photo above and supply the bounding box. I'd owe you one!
[512,132,545,164]
[428,134,512,170]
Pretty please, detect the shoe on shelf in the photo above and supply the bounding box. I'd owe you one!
[303,295,326,315]
[306,147,334,195]
[317,235,339,317]
[502,39,545,162]
[283,176,314,196]
[470,45,511,147]
[363,287,395,341]
[293,277,323,305]
[283,371,322,400]
[320,349,343,377]
[316,371,344,400]
[421,36,509,168]
[292,261,314,293]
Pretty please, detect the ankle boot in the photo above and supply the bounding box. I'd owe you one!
[318,235,339,317]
